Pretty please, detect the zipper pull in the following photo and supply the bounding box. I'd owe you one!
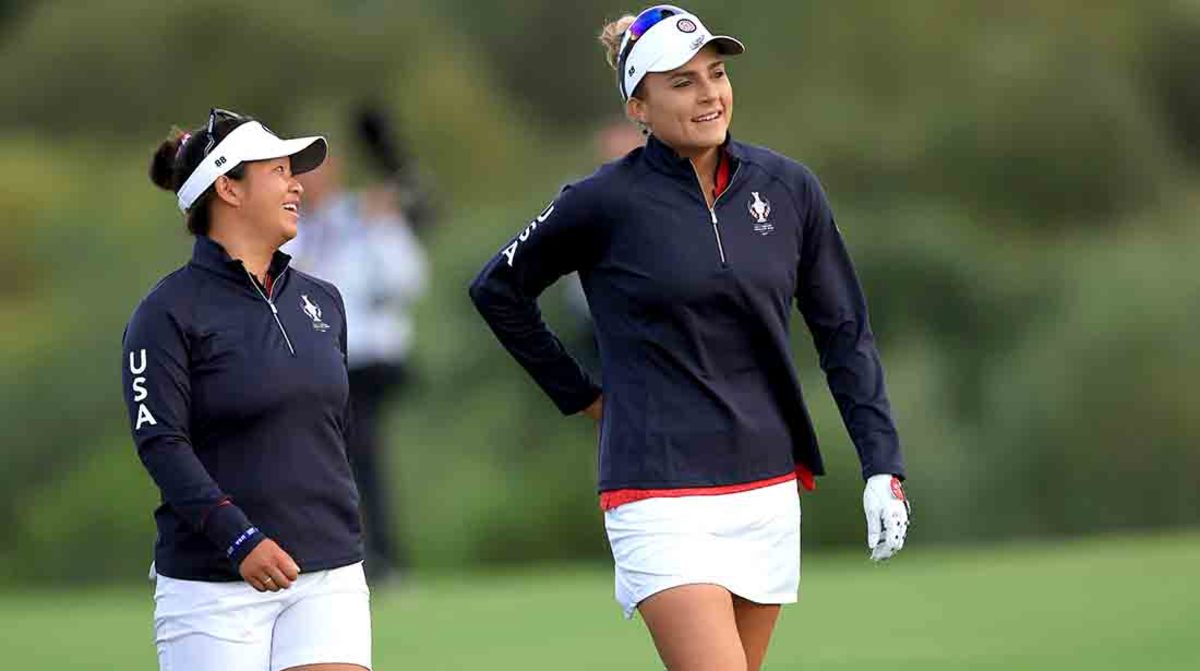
[710,208,718,224]
[269,302,278,315]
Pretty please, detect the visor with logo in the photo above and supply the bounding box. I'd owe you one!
[176,109,327,212]
[617,5,745,101]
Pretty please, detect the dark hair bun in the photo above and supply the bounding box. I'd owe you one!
[149,129,185,192]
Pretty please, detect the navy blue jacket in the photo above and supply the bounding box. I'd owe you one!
[122,236,362,581]
[469,134,904,491]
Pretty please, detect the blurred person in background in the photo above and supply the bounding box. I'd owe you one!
[470,6,910,670]
[284,105,430,583]
[123,108,371,671]
[595,114,651,158]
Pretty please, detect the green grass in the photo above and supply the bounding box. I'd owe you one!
[3,532,1198,669]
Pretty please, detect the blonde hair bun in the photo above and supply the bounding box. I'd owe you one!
[599,15,637,70]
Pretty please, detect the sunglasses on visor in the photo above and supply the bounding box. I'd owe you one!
[202,108,276,156]
[202,108,244,155]
[617,5,688,99]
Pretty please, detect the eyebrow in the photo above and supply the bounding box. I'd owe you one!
[665,60,726,78]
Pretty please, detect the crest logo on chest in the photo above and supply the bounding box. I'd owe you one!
[748,192,774,235]
[300,294,331,332]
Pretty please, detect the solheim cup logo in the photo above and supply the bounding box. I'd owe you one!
[300,294,330,332]
[749,192,771,224]
[749,192,775,236]
[677,18,697,33]
[301,294,321,322]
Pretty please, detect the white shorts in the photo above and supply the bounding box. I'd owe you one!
[604,480,801,619]
[153,562,371,671]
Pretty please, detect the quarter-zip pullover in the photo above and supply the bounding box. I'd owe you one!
[122,236,362,581]
[469,134,904,492]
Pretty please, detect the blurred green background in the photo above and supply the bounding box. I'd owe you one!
[1,0,1198,667]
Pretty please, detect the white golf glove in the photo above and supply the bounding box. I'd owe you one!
[863,474,910,562]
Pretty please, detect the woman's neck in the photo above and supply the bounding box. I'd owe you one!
[208,224,276,285]
[683,145,721,207]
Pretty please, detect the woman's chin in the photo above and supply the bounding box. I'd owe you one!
[683,122,728,150]
[278,218,299,243]
[705,121,729,146]
[677,130,727,155]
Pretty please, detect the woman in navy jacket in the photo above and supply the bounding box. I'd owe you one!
[123,108,370,671]
[470,6,911,670]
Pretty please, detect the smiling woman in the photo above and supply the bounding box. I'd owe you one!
[471,5,911,671]
[128,108,372,671]
[149,110,324,252]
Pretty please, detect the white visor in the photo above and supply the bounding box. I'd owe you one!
[619,9,745,101]
[176,121,327,212]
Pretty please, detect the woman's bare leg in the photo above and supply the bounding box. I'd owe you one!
[637,583,747,671]
[731,596,781,671]
[282,665,369,671]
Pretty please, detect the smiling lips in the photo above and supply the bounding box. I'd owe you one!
[283,202,299,215]
[693,109,723,123]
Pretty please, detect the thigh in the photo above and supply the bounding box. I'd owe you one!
[158,632,272,671]
[270,565,372,671]
[732,596,781,671]
[281,666,367,671]
[154,575,276,671]
[637,583,747,671]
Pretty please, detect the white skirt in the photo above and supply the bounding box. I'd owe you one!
[152,562,371,671]
[604,480,801,619]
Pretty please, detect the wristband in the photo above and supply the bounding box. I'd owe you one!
[226,526,260,558]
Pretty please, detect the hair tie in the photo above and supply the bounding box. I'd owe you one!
[176,132,192,160]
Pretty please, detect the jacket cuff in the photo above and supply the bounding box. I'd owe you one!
[203,502,265,567]
[555,382,603,416]
[862,462,906,481]
[855,430,906,481]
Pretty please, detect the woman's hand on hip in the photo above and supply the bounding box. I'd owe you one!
[582,394,604,422]
[239,538,301,592]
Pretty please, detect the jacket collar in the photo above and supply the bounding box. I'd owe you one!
[641,132,745,181]
[190,235,291,286]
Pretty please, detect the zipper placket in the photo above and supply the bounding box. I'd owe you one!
[690,161,741,268]
[245,268,296,357]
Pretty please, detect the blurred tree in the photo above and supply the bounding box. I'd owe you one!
[434,0,614,128]
[0,0,31,32]
[1143,5,1200,170]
